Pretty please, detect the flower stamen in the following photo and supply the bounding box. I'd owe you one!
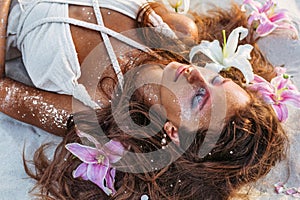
[222,30,228,58]
[97,154,105,164]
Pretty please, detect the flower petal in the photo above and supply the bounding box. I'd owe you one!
[189,40,223,64]
[248,11,260,25]
[248,75,274,93]
[251,74,269,84]
[274,182,285,193]
[105,168,116,194]
[243,0,261,12]
[288,83,298,91]
[65,143,98,163]
[234,44,253,60]
[261,93,276,104]
[76,129,100,147]
[178,0,190,14]
[274,67,286,75]
[103,140,125,163]
[224,58,254,84]
[269,11,290,23]
[286,188,298,195]
[87,163,112,195]
[272,104,288,122]
[164,0,190,14]
[73,163,88,180]
[248,82,274,94]
[256,17,278,37]
[280,90,300,107]
[204,62,225,73]
[167,0,180,7]
[270,75,288,90]
[223,45,254,84]
[276,22,299,38]
[259,0,274,13]
[226,27,249,57]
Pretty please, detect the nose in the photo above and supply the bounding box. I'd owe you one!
[173,63,192,82]
[183,66,207,87]
[166,62,207,85]
[183,66,194,75]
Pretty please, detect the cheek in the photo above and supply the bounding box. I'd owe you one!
[177,96,194,122]
[161,95,189,128]
[201,88,227,131]
[225,84,250,109]
[188,103,211,131]
[161,89,180,119]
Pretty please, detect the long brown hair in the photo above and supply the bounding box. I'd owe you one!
[25,3,287,200]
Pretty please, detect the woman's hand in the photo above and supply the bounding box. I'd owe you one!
[150,2,199,44]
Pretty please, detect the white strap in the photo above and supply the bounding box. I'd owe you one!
[92,0,124,90]
[73,84,101,109]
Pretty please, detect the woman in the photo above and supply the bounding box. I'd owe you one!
[26,51,286,200]
[1,0,288,199]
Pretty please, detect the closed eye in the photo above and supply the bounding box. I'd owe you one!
[211,75,224,85]
[211,75,230,86]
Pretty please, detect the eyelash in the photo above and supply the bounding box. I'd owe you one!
[191,88,206,109]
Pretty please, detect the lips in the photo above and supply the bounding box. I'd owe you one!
[198,89,210,111]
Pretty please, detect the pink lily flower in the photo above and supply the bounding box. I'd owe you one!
[66,138,125,196]
[274,182,300,197]
[242,0,298,37]
[248,68,300,122]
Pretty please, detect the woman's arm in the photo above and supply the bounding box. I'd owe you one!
[0,0,73,136]
[0,78,72,136]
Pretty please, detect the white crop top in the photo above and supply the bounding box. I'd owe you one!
[6,0,177,108]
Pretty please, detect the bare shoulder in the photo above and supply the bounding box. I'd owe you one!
[68,5,138,64]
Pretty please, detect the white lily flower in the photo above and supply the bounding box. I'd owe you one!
[162,0,190,14]
[189,27,254,84]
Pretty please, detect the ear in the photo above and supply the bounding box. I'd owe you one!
[164,121,180,146]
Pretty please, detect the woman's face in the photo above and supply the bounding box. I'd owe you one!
[135,62,250,132]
